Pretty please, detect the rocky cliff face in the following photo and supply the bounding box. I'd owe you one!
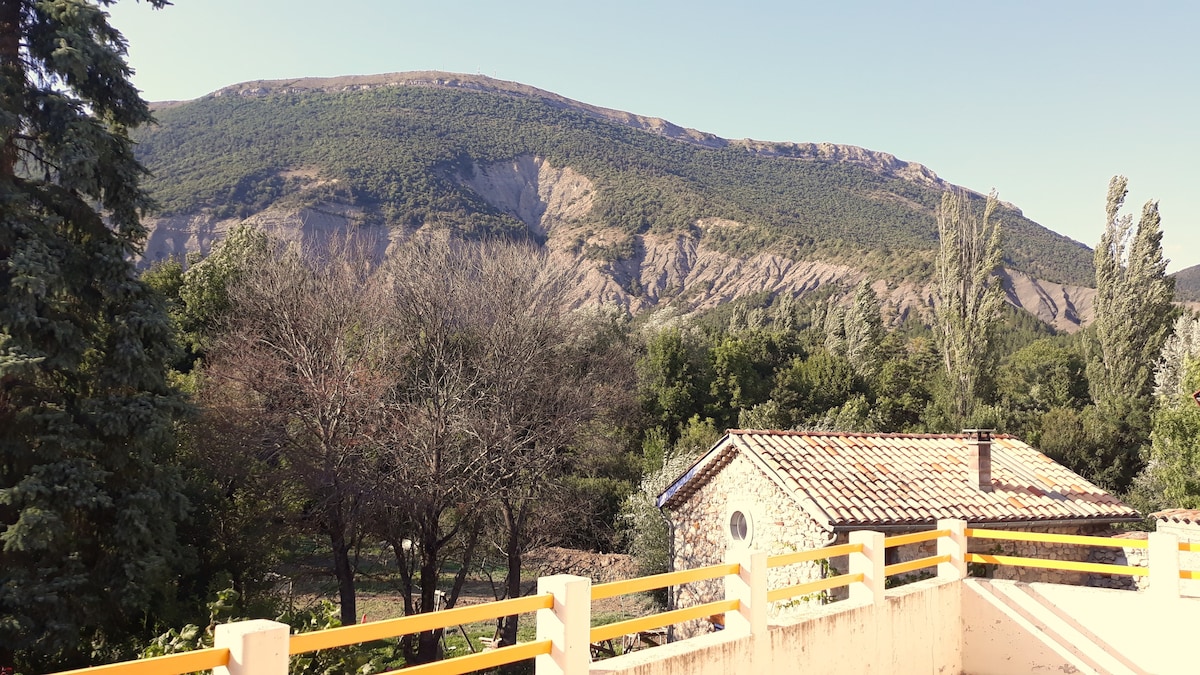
[142,154,1094,331]
[457,156,594,238]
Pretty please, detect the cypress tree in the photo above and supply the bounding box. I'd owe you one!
[0,1,186,670]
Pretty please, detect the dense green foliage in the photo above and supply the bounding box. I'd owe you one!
[0,0,189,671]
[133,84,1095,285]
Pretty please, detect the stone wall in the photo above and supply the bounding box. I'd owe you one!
[1085,516,1200,595]
[1086,532,1148,591]
[963,523,1115,585]
[667,452,829,637]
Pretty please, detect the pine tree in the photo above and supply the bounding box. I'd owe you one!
[0,1,186,670]
[932,190,1005,423]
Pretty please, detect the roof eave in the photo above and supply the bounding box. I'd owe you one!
[828,515,1143,533]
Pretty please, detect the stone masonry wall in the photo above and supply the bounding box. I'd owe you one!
[965,523,1115,586]
[1086,532,1148,591]
[668,453,829,638]
[1088,518,1200,594]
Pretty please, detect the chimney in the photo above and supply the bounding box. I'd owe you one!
[963,428,993,492]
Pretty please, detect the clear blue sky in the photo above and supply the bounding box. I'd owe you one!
[109,0,1200,273]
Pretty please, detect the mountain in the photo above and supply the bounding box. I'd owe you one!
[134,71,1097,330]
[1174,264,1200,303]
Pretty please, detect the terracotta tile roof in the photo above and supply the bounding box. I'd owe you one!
[1152,508,1200,525]
[658,430,1139,527]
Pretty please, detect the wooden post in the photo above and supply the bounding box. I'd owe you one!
[725,550,768,668]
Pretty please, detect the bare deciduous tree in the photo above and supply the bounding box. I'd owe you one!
[203,234,630,664]
[206,238,390,627]
[373,239,632,663]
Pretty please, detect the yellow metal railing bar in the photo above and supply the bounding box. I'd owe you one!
[768,538,864,564]
[289,594,554,655]
[965,553,1148,576]
[884,554,951,577]
[382,640,552,675]
[965,528,1148,549]
[51,648,230,675]
[767,572,864,603]
[767,542,863,568]
[589,598,739,644]
[884,529,951,548]
[1179,542,1200,553]
[591,563,740,600]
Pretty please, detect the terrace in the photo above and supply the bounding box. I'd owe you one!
[55,519,1198,675]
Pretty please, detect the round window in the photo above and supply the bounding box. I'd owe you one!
[729,511,749,542]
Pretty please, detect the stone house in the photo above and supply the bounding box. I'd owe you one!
[656,429,1140,632]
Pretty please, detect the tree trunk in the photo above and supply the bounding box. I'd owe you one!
[407,526,444,665]
[445,517,482,609]
[329,522,357,627]
[499,501,523,649]
[0,0,22,179]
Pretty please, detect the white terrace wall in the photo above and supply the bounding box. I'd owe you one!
[1153,517,1200,596]
[590,577,962,675]
[962,578,1200,674]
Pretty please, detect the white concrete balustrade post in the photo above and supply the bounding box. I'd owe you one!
[1148,531,1181,601]
[536,574,592,675]
[724,550,769,668]
[849,530,885,605]
[723,549,767,635]
[937,518,968,580]
[214,619,290,675]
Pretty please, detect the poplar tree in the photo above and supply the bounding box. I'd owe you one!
[1154,313,1200,400]
[1078,177,1176,491]
[933,190,1004,423]
[1087,176,1175,413]
[1137,314,1200,509]
[844,279,885,380]
[1,1,186,670]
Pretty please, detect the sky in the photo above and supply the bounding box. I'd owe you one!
[108,1,1200,272]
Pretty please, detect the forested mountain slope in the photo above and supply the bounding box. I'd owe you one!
[135,71,1097,329]
[1174,264,1200,302]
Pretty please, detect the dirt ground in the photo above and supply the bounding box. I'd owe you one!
[288,546,655,624]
